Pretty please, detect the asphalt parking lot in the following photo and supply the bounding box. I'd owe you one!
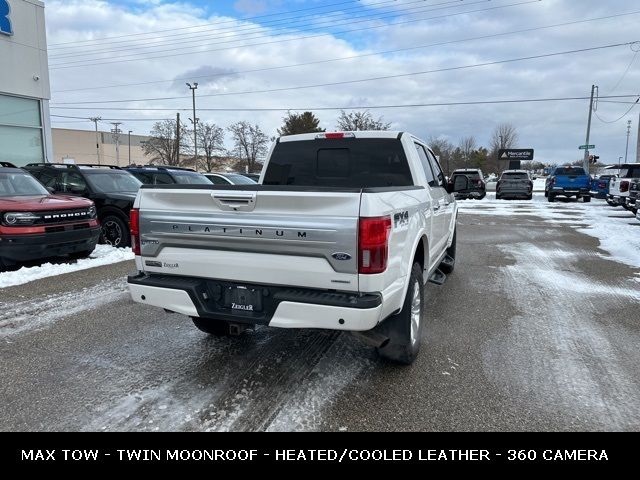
[1,197,639,432]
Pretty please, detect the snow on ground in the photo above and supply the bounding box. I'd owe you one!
[0,245,134,289]
[458,193,640,270]
[0,279,129,337]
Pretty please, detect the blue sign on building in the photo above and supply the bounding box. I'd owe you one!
[0,0,13,36]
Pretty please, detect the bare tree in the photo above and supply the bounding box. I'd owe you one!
[142,119,188,166]
[195,122,225,172]
[458,136,477,165]
[336,110,391,131]
[489,123,519,173]
[227,121,270,173]
[427,136,454,175]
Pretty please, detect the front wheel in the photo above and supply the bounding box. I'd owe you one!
[526,194,533,200]
[583,196,591,203]
[375,263,424,365]
[548,193,555,203]
[100,214,131,248]
[192,317,232,336]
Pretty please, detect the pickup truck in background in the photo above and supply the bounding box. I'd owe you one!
[608,164,640,209]
[128,131,459,364]
[545,166,592,203]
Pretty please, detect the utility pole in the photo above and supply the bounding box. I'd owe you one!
[128,130,133,166]
[637,112,640,163]
[110,122,122,166]
[187,83,199,169]
[175,113,181,166]
[583,84,596,172]
[89,117,102,165]
[624,119,632,163]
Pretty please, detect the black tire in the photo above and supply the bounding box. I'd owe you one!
[496,194,501,200]
[544,190,549,198]
[477,193,486,200]
[583,196,591,203]
[375,263,424,365]
[192,317,232,336]
[606,200,616,207]
[99,214,131,248]
[439,229,456,274]
[0,257,7,272]
[548,193,555,203]
[526,194,533,200]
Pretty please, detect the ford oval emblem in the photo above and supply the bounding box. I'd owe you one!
[332,252,352,261]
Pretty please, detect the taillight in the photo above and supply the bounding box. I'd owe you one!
[621,181,630,193]
[130,208,140,255]
[599,183,606,189]
[358,216,392,275]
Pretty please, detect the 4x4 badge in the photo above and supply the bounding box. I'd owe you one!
[332,252,352,261]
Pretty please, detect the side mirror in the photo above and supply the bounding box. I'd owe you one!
[450,174,470,194]
[46,187,55,194]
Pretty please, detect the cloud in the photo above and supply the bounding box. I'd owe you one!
[233,0,268,16]
[45,0,640,166]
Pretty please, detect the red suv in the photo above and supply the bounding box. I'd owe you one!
[0,163,101,270]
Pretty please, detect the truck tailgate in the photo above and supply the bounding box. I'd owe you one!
[136,187,362,292]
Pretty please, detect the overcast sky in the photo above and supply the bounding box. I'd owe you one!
[44,0,640,166]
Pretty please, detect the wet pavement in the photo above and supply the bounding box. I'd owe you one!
[1,197,639,431]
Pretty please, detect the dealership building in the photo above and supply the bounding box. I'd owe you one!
[0,0,52,166]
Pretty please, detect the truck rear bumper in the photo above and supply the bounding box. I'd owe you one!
[550,187,590,196]
[128,273,383,332]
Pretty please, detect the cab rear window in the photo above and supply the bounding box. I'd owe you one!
[263,139,413,188]
[554,167,586,175]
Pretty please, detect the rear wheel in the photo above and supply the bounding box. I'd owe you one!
[544,190,549,197]
[548,193,556,203]
[526,194,533,200]
[583,196,591,203]
[100,214,131,248]
[192,317,232,336]
[375,263,424,365]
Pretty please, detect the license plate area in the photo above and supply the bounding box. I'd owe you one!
[223,286,263,313]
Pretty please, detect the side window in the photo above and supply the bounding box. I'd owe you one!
[31,169,58,189]
[209,175,228,185]
[131,172,152,184]
[59,171,88,194]
[154,173,173,185]
[414,143,436,187]
[426,150,445,187]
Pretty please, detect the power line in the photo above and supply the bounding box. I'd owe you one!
[51,114,172,122]
[48,94,640,113]
[51,10,640,95]
[594,97,640,124]
[48,0,460,60]
[48,0,372,47]
[49,0,541,69]
[51,41,637,106]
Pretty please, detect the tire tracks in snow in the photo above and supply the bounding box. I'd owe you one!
[0,279,129,337]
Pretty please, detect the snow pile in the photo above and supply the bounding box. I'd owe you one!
[458,194,640,269]
[0,245,134,289]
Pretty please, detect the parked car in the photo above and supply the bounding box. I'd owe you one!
[485,177,498,192]
[591,174,616,199]
[448,168,486,200]
[24,164,141,247]
[203,173,258,185]
[545,166,591,202]
[241,173,260,182]
[128,131,460,365]
[607,163,640,209]
[496,170,533,200]
[626,180,639,215]
[126,166,212,185]
[0,163,100,270]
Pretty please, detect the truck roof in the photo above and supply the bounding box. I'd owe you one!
[278,131,403,142]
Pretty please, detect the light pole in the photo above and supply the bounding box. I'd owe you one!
[89,117,102,165]
[624,120,632,163]
[187,82,199,169]
[128,130,133,166]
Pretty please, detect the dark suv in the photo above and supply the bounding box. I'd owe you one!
[126,166,212,185]
[24,164,142,248]
[448,168,486,200]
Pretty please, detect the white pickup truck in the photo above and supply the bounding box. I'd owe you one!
[607,163,640,208]
[128,131,458,364]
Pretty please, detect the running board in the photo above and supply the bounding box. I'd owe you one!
[441,255,455,269]
[428,268,447,286]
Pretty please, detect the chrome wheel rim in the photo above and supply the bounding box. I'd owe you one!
[102,220,122,247]
[410,281,421,346]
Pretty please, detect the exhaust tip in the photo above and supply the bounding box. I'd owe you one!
[352,331,389,349]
